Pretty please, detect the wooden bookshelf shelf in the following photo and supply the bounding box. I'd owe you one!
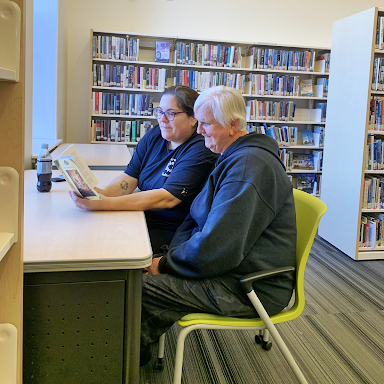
[361,208,384,212]
[91,114,156,119]
[93,58,176,67]
[0,167,19,262]
[0,232,15,262]
[286,170,321,174]
[0,67,17,82]
[280,145,324,149]
[243,94,327,100]
[92,86,163,93]
[365,170,384,174]
[91,141,138,146]
[248,120,325,125]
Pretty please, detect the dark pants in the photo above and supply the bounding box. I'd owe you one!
[141,273,258,349]
[148,228,175,254]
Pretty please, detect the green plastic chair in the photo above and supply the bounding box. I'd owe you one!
[157,189,327,384]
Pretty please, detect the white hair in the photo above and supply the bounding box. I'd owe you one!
[194,86,247,131]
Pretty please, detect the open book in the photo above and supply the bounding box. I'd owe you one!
[53,144,101,200]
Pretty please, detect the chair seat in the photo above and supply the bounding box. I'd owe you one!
[178,313,263,327]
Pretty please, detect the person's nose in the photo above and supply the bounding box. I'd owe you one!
[197,122,204,134]
[159,112,168,123]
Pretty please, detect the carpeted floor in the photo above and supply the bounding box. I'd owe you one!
[139,237,384,384]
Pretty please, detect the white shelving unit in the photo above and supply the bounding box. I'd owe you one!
[88,30,330,194]
[319,7,384,260]
[0,1,21,83]
[0,167,19,262]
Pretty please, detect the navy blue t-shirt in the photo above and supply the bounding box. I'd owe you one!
[125,125,218,232]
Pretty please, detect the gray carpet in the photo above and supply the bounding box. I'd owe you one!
[140,237,384,384]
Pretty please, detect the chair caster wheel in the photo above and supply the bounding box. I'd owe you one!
[262,341,272,351]
[155,358,164,370]
[255,334,262,344]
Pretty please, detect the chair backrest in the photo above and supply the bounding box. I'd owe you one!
[278,189,327,322]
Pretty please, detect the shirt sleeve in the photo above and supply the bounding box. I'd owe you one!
[162,144,218,202]
[124,127,153,179]
[158,181,276,278]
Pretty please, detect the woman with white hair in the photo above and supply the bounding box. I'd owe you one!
[140,86,296,365]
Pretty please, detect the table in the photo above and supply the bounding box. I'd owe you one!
[23,170,152,384]
[51,143,131,170]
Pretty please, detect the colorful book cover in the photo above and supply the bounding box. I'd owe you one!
[300,79,313,96]
[292,153,314,170]
[301,129,314,145]
[156,41,170,63]
[296,174,315,194]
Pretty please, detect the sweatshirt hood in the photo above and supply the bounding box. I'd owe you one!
[218,132,285,169]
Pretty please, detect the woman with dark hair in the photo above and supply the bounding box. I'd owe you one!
[69,86,219,252]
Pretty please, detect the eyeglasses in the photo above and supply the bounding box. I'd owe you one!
[153,108,186,121]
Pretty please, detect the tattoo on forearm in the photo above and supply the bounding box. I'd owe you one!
[120,181,129,195]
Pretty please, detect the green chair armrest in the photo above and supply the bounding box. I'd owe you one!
[240,266,295,293]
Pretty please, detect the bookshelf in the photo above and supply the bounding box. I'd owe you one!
[319,7,384,260]
[0,1,21,82]
[88,30,330,194]
[0,0,24,382]
[0,167,19,262]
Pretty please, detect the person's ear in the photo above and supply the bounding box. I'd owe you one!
[190,116,198,128]
[230,118,240,135]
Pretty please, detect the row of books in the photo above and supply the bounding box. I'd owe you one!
[92,119,153,142]
[93,35,139,61]
[246,100,296,121]
[93,64,169,90]
[247,124,298,145]
[294,174,322,195]
[247,124,324,147]
[249,48,318,72]
[362,177,384,209]
[299,78,329,97]
[279,151,322,171]
[248,74,300,96]
[173,70,246,93]
[360,214,384,248]
[371,57,384,91]
[368,96,384,130]
[92,92,154,117]
[175,42,242,68]
[366,136,384,170]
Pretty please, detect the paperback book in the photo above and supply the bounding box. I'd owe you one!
[292,153,314,170]
[296,174,315,194]
[301,129,314,145]
[53,145,101,200]
[156,41,170,63]
[299,79,313,96]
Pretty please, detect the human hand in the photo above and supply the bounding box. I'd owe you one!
[68,190,110,210]
[143,257,162,275]
[94,186,105,194]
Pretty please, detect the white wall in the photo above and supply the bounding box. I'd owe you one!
[33,0,57,140]
[65,0,384,143]
[57,0,68,142]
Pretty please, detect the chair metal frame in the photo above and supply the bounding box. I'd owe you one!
[157,189,327,384]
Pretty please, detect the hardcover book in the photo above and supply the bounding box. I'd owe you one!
[296,174,315,194]
[156,41,170,63]
[300,79,313,96]
[292,153,314,170]
[53,145,100,200]
[301,129,314,145]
